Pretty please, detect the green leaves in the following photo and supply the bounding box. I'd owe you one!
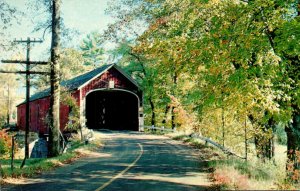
[80,32,105,68]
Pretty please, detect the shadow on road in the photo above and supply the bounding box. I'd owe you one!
[2,131,213,191]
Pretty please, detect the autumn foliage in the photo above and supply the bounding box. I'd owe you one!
[0,130,12,157]
[212,167,250,190]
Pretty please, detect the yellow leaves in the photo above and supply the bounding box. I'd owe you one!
[255,51,281,68]
[169,95,199,131]
[211,0,222,4]
[197,65,207,72]
[256,55,263,66]
[263,51,281,66]
[203,0,223,8]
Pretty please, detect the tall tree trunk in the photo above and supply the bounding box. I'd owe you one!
[222,106,225,147]
[171,106,175,129]
[149,97,155,126]
[283,54,300,172]
[6,85,10,125]
[49,0,61,157]
[250,115,275,161]
[298,1,300,16]
[268,117,276,159]
[171,71,177,130]
[285,110,300,170]
[162,105,170,126]
[244,117,248,160]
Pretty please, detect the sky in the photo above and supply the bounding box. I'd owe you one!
[1,0,115,61]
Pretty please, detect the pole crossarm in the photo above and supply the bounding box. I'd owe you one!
[14,39,43,43]
[1,60,48,65]
[0,70,50,75]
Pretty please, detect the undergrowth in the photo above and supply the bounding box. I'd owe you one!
[171,134,298,190]
[143,128,165,135]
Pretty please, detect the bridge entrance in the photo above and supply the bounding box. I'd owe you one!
[85,90,139,131]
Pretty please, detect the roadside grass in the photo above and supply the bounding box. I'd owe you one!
[208,158,285,190]
[143,128,165,135]
[0,139,102,180]
[170,133,298,190]
[171,134,226,161]
[172,134,213,149]
[208,143,300,190]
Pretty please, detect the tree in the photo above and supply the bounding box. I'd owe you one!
[274,4,300,171]
[49,0,61,157]
[0,65,20,126]
[107,0,300,164]
[80,32,105,68]
[28,0,67,157]
[110,40,160,126]
[0,1,18,51]
[32,48,92,89]
[28,0,79,46]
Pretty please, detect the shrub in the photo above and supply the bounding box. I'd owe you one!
[275,125,287,145]
[212,166,250,190]
[61,90,80,131]
[0,130,12,157]
[0,116,6,130]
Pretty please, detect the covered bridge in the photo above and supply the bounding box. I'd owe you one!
[17,64,143,135]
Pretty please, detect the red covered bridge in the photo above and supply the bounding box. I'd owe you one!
[17,64,143,135]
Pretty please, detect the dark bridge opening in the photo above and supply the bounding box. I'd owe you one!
[86,90,139,131]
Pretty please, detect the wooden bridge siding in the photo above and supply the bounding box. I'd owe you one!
[38,97,50,133]
[17,104,26,131]
[17,97,51,134]
[17,90,80,134]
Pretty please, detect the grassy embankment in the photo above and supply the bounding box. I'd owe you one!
[170,133,298,190]
[143,128,165,135]
[0,139,101,180]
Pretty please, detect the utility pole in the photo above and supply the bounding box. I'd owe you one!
[1,37,49,165]
[7,85,10,125]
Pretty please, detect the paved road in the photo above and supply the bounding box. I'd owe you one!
[4,131,212,191]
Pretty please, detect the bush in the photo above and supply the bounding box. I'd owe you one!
[212,166,250,190]
[0,139,8,155]
[209,157,289,190]
[0,130,11,157]
[0,116,6,129]
[61,90,80,131]
[275,125,287,145]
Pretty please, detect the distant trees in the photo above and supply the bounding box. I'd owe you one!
[32,48,93,89]
[0,65,20,127]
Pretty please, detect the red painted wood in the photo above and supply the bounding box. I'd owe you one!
[81,68,137,99]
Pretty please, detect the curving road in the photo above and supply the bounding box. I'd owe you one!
[4,131,212,191]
